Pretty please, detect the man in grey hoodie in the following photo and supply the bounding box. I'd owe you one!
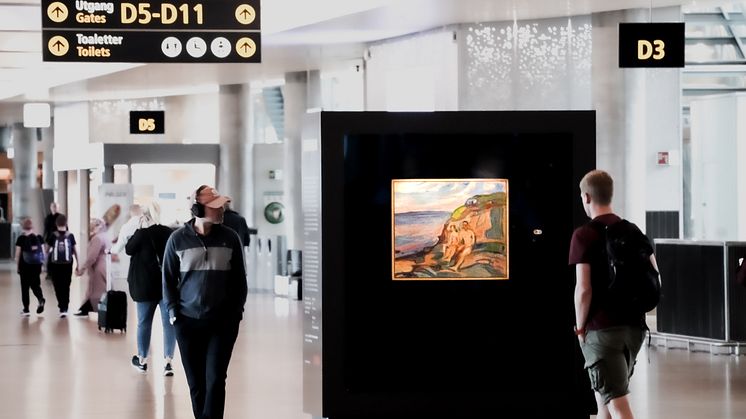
[163,185,247,419]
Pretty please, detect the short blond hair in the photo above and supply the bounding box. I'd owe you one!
[580,170,613,206]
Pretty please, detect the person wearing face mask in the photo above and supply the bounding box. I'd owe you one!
[162,185,247,419]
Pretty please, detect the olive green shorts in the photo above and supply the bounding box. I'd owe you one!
[580,326,645,405]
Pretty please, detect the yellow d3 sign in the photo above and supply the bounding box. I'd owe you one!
[235,37,256,58]
[47,2,69,23]
[235,5,256,25]
[48,36,69,57]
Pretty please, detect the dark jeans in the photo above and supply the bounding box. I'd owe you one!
[174,315,241,419]
[48,263,72,311]
[19,269,44,311]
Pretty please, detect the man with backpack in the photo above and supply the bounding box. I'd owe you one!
[45,215,79,317]
[569,170,660,419]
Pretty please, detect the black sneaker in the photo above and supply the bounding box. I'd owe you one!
[131,356,147,373]
[73,310,88,317]
[164,362,174,377]
[36,298,45,314]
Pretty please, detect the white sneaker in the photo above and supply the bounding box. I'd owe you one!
[59,311,68,318]
[20,309,30,317]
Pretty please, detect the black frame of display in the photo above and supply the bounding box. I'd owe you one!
[320,111,596,418]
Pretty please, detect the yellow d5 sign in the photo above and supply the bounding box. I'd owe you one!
[130,111,164,134]
[138,118,156,131]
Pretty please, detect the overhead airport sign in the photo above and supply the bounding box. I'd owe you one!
[130,111,165,134]
[41,0,261,63]
[619,23,684,68]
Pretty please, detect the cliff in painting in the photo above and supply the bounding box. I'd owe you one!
[393,180,508,280]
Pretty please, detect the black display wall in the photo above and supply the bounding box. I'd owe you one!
[320,111,595,418]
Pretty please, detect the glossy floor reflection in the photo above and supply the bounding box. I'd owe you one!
[0,264,306,419]
[1,264,745,419]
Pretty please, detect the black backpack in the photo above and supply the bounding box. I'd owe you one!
[595,220,661,315]
[50,231,74,264]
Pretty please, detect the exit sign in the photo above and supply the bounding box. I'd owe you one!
[619,23,685,68]
[130,111,165,134]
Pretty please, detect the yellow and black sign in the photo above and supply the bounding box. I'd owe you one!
[130,111,165,134]
[619,23,684,68]
[41,0,261,63]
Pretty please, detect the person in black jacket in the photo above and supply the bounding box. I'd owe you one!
[43,202,66,280]
[15,218,45,316]
[125,201,176,376]
[163,185,247,419]
[222,203,251,247]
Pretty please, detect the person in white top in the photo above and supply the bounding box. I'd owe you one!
[110,204,143,255]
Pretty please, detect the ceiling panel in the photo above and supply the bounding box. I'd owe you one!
[0,0,717,102]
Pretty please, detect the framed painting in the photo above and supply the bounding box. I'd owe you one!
[392,179,509,280]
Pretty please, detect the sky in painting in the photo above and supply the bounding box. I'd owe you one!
[394,180,507,213]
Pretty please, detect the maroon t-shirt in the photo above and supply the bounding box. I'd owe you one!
[569,213,646,330]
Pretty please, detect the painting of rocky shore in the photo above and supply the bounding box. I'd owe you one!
[392,179,509,280]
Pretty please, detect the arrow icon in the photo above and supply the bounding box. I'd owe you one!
[47,2,68,23]
[235,4,256,25]
[47,35,69,57]
[235,37,256,58]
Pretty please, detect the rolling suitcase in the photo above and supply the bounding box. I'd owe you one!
[98,253,127,333]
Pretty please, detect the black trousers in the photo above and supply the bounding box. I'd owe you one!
[48,263,73,311]
[19,268,44,311]
[174,315,241,419]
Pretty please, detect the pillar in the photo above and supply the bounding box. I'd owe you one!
[592,7,682,230]
[284,71,321,250]
[41,123,55,190]
[218,84,245,213]
[11,123,43,227]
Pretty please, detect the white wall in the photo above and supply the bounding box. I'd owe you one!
[690,93,745,240]
[53,102,104,171]
[645,67,682,213]
[740,97,746,241]
[366,29,459,111]
[253,143,286,236]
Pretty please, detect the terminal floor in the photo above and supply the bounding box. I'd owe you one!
[1,266,746,419]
